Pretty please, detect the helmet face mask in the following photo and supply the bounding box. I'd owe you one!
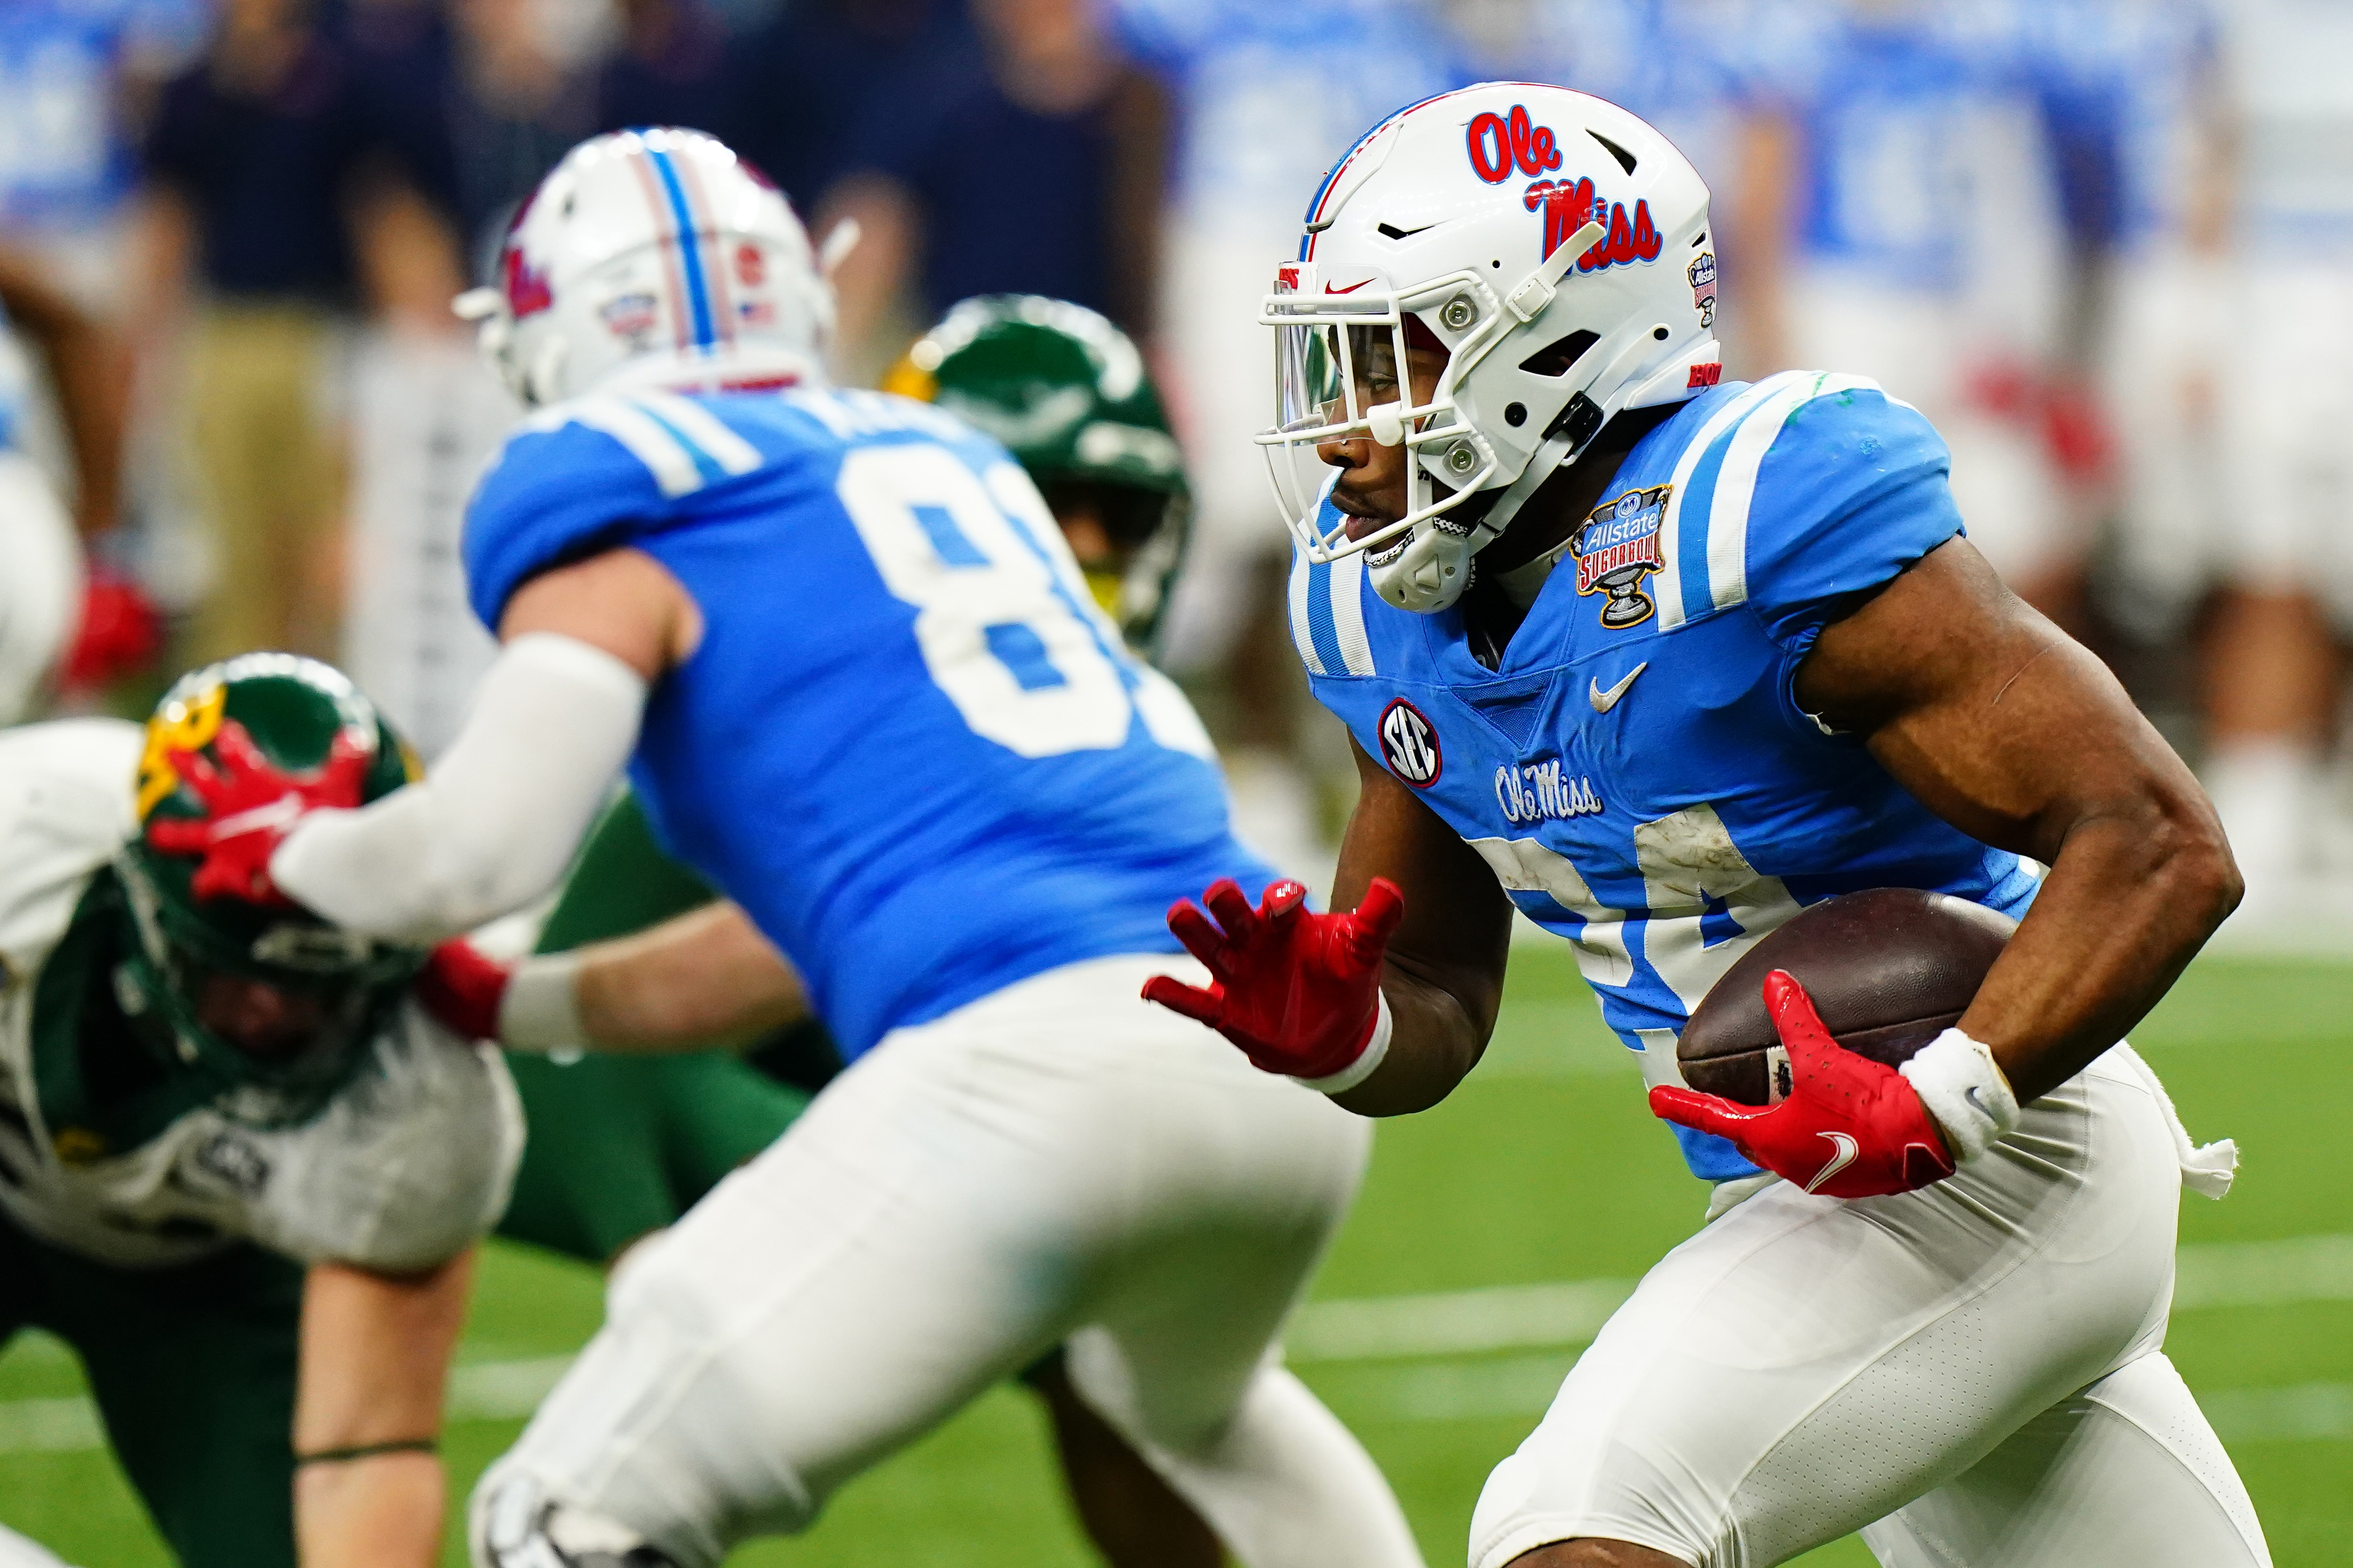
[456,127,835,409]
[1259,84,1723,613]
[124,654,426,1125]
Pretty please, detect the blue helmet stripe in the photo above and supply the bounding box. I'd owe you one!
[646,144,718,350]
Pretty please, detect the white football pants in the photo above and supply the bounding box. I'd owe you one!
[1470,1047,2269,1568]
[472,952,1422,1568]
[0,451,79,726]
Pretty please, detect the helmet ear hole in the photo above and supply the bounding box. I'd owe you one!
[1518,330,1599,378]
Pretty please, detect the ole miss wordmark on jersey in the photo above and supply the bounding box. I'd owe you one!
[1291,371,2040,1180]
[465,385,1275,1060]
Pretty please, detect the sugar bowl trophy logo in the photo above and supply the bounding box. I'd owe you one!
[1571,484,1672,628]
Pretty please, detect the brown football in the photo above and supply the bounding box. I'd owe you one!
[1676,888,2015,1106]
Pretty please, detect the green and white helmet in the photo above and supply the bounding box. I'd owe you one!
[887,295,1189,648]
[119,654,424,1124]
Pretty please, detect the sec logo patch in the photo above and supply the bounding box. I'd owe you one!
[1378,699,1442,786]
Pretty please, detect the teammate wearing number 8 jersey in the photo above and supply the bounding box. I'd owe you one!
[166,127,1421,1568]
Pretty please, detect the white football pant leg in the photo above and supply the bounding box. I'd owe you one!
[1860,1351,2269,1567]
[1468,1048,2265,1568]
[0,450,81,726]
[473,954,1419,1568]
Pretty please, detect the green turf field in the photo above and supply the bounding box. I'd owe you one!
[2,945,2345,1566]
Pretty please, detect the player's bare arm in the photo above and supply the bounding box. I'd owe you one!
[293,1254,474,1568]
[1324,737,1513,1115]
[1795,537,2240,1101]
[265,550,699,944]
[496,545,704,679]
[421,900,809,1053]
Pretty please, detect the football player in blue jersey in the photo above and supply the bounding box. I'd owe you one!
[1144,83,2269,1567]
[139,127,1423,1568]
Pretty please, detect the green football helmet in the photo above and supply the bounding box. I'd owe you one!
[886,295,1189,650]
[116,653,424,1125]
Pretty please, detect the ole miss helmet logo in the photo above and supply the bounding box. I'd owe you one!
[1468,104,1665,272]
[1378,699,1442,786]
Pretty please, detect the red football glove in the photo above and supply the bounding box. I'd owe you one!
[1142,877,1404,1081]
[415,939,513,1042]
[1649,970,1955,1199]
[144,721,372,906]
[59,568,164,693]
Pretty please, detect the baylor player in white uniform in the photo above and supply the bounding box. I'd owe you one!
[0,657,519,1568]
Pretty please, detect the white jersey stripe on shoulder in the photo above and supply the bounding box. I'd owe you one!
[1655,374,1793,631]
[566,397,704,498]
[634,392,763,477]
[1329,551,1376,676]
[1288,548,1327,676]
[1706,372,1883,614]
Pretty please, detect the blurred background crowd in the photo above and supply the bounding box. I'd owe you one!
[1,0,2346,925]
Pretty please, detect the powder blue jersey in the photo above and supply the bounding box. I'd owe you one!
[1293,373,2039,1180]
[465,385,1275,1060]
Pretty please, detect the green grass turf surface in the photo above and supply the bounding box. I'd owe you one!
[1,947,2344,1565]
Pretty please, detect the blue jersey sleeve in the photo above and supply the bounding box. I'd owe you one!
[1738,377,1963,658]
[461,414,678,632]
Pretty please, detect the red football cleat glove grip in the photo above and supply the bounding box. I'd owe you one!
[1649,969,1955,1199]
[144,720,372,906]
[415,939,514,1042]
[1142,877,1405,1082]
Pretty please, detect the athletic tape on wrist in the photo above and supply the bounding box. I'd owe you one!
[1292,992,1393,1096]
[1899,1027,2020,1164]
[499,950,586,1051]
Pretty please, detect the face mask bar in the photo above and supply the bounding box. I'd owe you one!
[1257,265,1513,565]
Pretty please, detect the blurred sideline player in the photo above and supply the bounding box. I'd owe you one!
[2196,0,2353,909]
[1149,83,2265,1565]
[1110,0,1464,881]
[1727,0,2082,610]
[0,657,520,1568]
[0,243,156,721]
[163,128,1420,1568]
[479,293,1228,1566]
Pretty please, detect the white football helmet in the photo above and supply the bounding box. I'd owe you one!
[456,127,836,407]
[1260,83,1720,612]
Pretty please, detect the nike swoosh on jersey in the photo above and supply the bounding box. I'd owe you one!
[1588,661,1649,713]
[1804,1131,1860,1193]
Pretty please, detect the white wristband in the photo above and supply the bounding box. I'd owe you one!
[1899,1027,2020,1164]
[1291,993,1392,1096]
[498,950,587,1052]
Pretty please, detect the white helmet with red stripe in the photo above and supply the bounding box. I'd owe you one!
[456,127,835,407]
[1261,83,1720,612]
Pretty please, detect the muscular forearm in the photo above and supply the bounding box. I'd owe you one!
[570,902,807,1051]
[294,1255,472,1568]
[1326,747,1513,1115]
[1335,963,1492,1115]
[1960,799,2237,1103]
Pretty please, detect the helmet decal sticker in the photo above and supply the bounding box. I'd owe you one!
[1467,106,1563,184]
[1571,484,1673,628]
[502,242,554,320]
[642,143,721,350]
[1525,175,1602,260]
[137,682,227,820]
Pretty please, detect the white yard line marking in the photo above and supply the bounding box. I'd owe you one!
[1,1235,2347,1453]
